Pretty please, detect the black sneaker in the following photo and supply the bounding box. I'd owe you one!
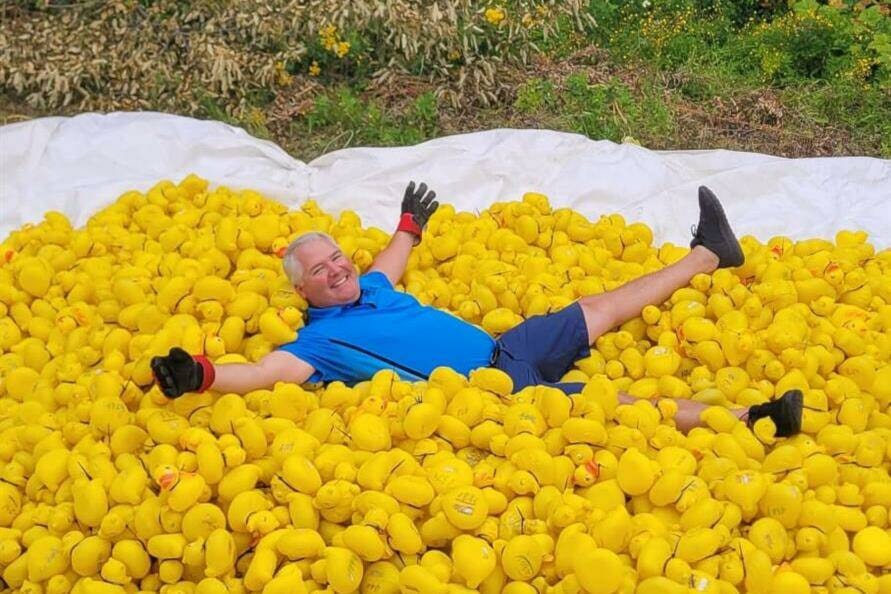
[747,389,803,438]
[690,186,745,269]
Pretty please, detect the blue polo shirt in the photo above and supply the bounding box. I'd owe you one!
[278,271,496,385]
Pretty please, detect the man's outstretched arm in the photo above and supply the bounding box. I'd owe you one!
[370,181,439,286]
[151,348,314,397]
[370,231,417,287]
[210,351,314,394]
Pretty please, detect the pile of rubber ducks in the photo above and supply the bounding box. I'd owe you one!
[0,175,888,594]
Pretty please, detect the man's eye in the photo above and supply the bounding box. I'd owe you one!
[333,253,342,260]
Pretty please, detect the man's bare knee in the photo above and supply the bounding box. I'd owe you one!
[579,297,618,344]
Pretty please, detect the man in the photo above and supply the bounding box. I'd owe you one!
[152,182,802,436]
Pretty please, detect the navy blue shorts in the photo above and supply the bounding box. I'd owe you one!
[490,302,590,395]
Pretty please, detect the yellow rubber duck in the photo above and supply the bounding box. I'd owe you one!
[573,546,625,594]
[278,453,322,496]
[25,535,68,582]
[271,528,324,562]
[69,534,111,577]
[258,308,297,344]
[107,539,150,581]
[314,480,360,523]
[15,257,54,298]
[71,478,108,528]
[493,536,541,582]
[200,528,236,578]
[243,546,277,591]
[350,413,392,452]
[425,455,474,495]
[450,534,496,588]
[397,563,447,594]
[381,511,423,555]
[418,511,461,549]
[216,463,263,503]
[852,526,891,567]
[318,546,363,594]
[335,524,386,562]
[153,465,207,512]
[8,177,891,594]
[643,345,681,378]
[227,490,273,533]
[616,448,657,496]
[440,485,489,530]
[403,401,442,440]
[420,549,453,583]
[385,475,435,507]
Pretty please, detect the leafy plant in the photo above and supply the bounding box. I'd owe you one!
[733,0,890,83]
[514,78,557,112]
[287,88,440,159]
[560,74,673,142]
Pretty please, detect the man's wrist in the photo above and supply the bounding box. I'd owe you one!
[397,212,423,244]
[194,355,215,392]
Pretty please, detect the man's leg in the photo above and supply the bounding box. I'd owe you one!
[617,391,746,433]
[573,190,725,432]
[578,186,744,346]
[564,188,802,437]
[578,246,718,344]
[613,390,802,436]
[558,385,799,435]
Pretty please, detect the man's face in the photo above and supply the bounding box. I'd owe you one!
[294,239,360,308]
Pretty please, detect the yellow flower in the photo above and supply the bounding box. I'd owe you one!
[485,7,506,25]
[246,108,267,127]
[320,24,338,50]
[275,62,293,86]
[309,61,321,76]
[334,41,351,58]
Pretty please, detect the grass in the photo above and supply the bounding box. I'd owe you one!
[784,80,891,156]
[269,88,441,161]
[2,0,889,159]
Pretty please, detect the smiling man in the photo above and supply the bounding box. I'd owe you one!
[152,182,803,435]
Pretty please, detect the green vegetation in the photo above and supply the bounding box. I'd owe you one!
[1,0,888,158]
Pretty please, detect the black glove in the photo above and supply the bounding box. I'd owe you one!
[151,347,210,398]
[397,181,439,242]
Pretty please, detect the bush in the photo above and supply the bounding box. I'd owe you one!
[733,1,891,84]
[607,0,740,69]
[0,0,597,114]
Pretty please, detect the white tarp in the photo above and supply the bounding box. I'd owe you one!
[2,112,889,247]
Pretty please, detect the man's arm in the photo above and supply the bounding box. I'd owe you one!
[151,348,314,397]
[370,181,439,285]
[369,231,416,286]
[210,350,314,394]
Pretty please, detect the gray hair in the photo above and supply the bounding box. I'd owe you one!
[282,231,337,286]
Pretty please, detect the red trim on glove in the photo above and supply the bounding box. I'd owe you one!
[194,355,216,392]
[397,212,422,242]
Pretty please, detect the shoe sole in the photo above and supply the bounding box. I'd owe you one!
[699,186,744,268]
[779,388,803,437]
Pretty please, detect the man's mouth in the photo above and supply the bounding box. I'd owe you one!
[331,275,349,288]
